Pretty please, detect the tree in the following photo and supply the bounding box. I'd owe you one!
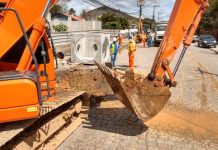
[119,17,130,29]
[80,9,91,20]
[50,4,63,15]
[142,18,154,29]
[98,12,130,29]
[50,0,71,15]
[69,8,76,15]
[200,0,218,29]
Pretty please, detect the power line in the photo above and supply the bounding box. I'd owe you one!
[84,0,135,17]
[83,0,99,7]
[83,0,157,19]
[151,4,160,30]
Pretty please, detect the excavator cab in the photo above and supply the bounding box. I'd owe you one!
[0,0,57,123]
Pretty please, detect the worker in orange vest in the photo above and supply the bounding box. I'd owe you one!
[117,32,123,46]
[133,34,138,42]
[141,32,147,47]
[127,35,137,70]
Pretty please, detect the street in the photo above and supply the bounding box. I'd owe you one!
[1,0,218,149]
[58,43,218,150]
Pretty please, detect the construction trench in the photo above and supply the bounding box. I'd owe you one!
[0,44,218,149]
[0,32,130,149]
[1,0,218,149]
[0,64,113,149]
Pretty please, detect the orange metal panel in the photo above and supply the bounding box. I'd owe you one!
[153,0,204,77]
[16,18,46,70]
[0,0,48,58]
[0,79,39,109]
[0,77,39,123]
[0,104,39,123]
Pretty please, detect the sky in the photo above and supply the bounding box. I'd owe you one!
[68,0,176,21]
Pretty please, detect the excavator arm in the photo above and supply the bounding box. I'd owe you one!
[150,0,209,87]
[96,0,209,121]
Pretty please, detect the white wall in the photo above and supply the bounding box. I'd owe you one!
[47,13,102,32]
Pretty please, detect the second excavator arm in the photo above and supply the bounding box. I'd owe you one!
[149,0,209,87]
[96,0,209,122]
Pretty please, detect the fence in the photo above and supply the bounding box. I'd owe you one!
[102,29,138,38]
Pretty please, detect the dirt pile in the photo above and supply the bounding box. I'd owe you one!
[96,62,171,122]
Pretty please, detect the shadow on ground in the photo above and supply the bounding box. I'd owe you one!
[210,48,218,54]
[82,106,148,136]
[196,67,218,77]
[0,120,33,132]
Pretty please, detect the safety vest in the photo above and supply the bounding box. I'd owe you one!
[110,42,119,54]
[117,35,123,43]
[134,35,138,42]
[141,34,147,40]
[128,40,136,52]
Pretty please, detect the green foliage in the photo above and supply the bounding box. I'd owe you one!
[98,12,130,29]
[80,9,90,20]
[50,4,63,15]
[50,3,76,15]
[69,8,76,15]
[200,0,218,29]
[119,17,130,29]
[142,18,154,29]
[52,24,68,32]
[103,22,119,29]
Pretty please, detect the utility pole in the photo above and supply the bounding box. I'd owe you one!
[151,3,160,31]
[158,11,161,22]
[138,0,144,18]
[137,0,145,34]
[139,5,142,18]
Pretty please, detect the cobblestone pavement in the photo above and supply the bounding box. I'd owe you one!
[0,120,33,147]
[58,44,218,150]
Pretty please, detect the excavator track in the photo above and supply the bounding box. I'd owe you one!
[0,90,90,150]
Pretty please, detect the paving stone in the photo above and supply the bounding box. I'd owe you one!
[57,44,218,150]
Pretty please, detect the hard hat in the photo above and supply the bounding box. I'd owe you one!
[113,37,117,41]
[129,35,133,39]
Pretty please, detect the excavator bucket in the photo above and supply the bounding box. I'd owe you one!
[95,62,171,121]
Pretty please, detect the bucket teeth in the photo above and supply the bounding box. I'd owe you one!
[95,61,171,122]
[95,61,136,111]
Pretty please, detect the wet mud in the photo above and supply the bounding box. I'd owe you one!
[146,103,218,143]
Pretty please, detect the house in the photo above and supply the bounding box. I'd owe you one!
[49,12,84,26]
[83,6,137,22]
[47,12,102,32]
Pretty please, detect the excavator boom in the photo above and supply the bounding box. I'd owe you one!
[96,0,209,121]
[0,0,56,58]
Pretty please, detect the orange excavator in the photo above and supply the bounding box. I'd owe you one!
[96,0,209,121]
[0,0,59,123]
[0,0,209,123]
